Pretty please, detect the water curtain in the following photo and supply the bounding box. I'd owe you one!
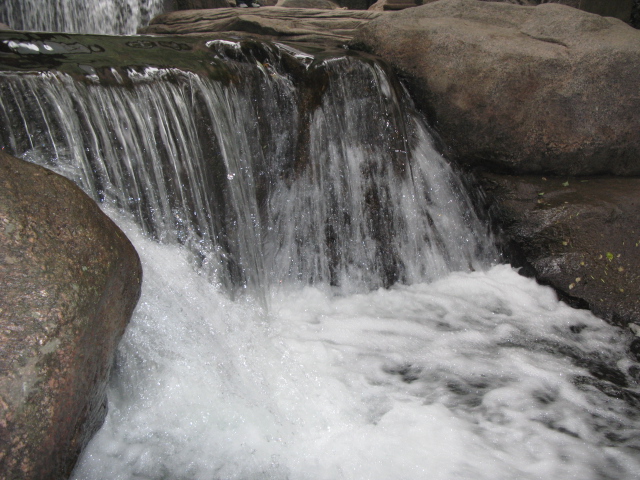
[0,40,494,297]
[0,0,165,34]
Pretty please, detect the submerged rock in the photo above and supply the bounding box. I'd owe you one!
[478,173,640,327]
[0,151,142,478]
[351,0,640,175]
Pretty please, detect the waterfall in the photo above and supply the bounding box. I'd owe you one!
[0,40,493,296]
[1,39,639,480]
[0,0,165,34]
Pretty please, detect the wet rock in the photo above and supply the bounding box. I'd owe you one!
[477,172,640,327]
[0,151,142,479]
[141,6,382,44]
[351,0,640,175]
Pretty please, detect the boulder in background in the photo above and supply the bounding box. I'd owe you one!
[351,0,640,175]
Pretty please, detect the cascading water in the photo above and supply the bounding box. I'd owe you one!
[0,0,165,34]
[1,39,639,479]
[0,40,491,295]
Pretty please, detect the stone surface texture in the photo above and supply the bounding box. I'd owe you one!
[351,0,640,175]
[0,151,142,479]
[276,0,342,9]
[478,173,640,327]
[140,6,383,43]
[372,0,633,21]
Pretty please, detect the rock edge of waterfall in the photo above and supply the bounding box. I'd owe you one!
[0,151,142,479]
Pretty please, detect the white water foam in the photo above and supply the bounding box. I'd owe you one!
[71,210,640,480]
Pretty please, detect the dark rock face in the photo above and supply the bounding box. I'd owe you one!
[170,0,235,8]
[475,0,538,5]
[546,0,634,23]
[351,0,640,175]
[508,0,632,22]
[0,151,142,479]
[478,173,640,326]
[368,0,422,12]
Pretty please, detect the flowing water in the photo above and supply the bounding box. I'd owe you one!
[1,40,639,479]
[0,0,165,34]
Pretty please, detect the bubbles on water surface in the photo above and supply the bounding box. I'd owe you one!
[71,215,640,480]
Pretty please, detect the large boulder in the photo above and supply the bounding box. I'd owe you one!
[141,7,382,43]
[351,0,640,175]
[0,152,142,479]
[478,172,640,327]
